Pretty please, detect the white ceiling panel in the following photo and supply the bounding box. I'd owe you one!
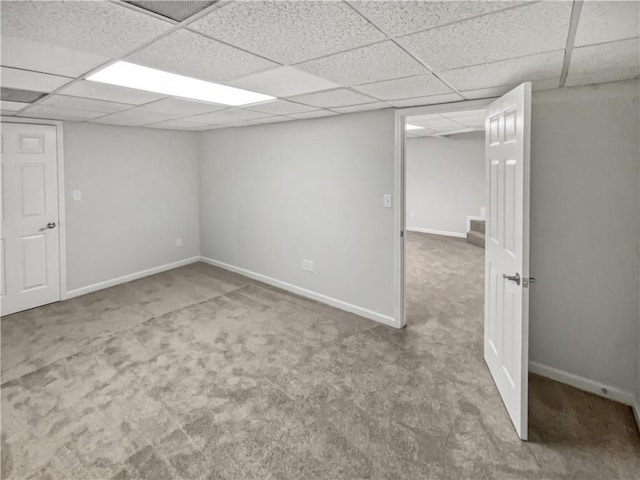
[94,108,182,126]
[129,29,278,83]
[296,41,426,86]
[38,95,132,114]
[442,111,486,127]
[355,74,453,101]
[331,101,391,114]
[461,86,512,99]
[140,97,227,115]
[184,108,272,125]
[439,50,564,91]
[0,35,108,78]
[0,67,72,93]
[387,93,464,108]
[245,100,318,116]
[254,116,295,124]
[145,119,206,130]
[18,105,106,121]
[288,89,376,108]
[1,1,172,59]
[398,2,572,72]
[349,1,526,37]
[188,1,386,64]
[569,39,640,76]
[227,66,339,98]
[59,81,166,105]
[288,110,339,119]
[1,100,29,112]
[574,0,640,47]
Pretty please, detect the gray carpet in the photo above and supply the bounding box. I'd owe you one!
[1,232,639,479]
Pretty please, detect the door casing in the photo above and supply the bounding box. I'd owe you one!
[0,116,68,314]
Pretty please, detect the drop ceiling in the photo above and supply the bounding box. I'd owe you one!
[0,0,638,131]
[407,109,486,137]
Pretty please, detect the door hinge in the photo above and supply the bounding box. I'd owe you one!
[523,277,536,288]
[401,231,404,238]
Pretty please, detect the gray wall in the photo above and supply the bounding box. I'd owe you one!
[63,122,200,291]
[406,132,484,235]
[199,110,396,318]
[529,80,640,396]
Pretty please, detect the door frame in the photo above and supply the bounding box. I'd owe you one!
[1,116,68,306]
[393,98,495,327]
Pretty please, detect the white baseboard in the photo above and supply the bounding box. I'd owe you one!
[406,227,466,238]
[200,256,399,329]
[529,361,635,407]
[64,256,201,299]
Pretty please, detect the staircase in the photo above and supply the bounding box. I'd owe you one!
[467,219,485,248]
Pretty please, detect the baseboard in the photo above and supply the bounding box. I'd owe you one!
[406,227,466,238]
[529,361,635,406]
[199,256,399,328]
[64,256,201,299]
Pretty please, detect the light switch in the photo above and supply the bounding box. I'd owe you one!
[383,194,392,208]
[72,190,82,201]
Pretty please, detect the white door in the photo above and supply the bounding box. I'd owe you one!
[484,83,531,440]
[1,123,60,316]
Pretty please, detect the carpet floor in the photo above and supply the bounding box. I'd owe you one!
[1,232,639,479]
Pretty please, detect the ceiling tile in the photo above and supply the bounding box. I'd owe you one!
[411,117,467,131]
[288,88,375,108]
[18,105,106,121]
[59,81,166,105]
[398,2,572,71]
[568,38,640,76]
[1,1,172,59]
[129,29,277,83]
[355,74,453,101]
[387,93,464,108]
[144,119,206,130]
[296,41,426,86]
[189,1,386,64]
[0,67,72,93]
[287,110,339,119]
[574,0,640,47]
[122,1,218,22]
[38,95,132,114]
[439,50,564,91]
[331,101,392,114]
[94,108,182,126]
[184,108,272,124]
[245,100,318,115]
[254,116,295,124]
[141,97,227,115]
[0,35,108,78]
[228,66,339,97]
[1,100,29,112]
[441,111,486,128]
[349,1,526,37]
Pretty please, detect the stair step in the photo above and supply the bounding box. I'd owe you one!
[470,219,485,234]
[467,230,485,248]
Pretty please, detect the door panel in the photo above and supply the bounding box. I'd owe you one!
[484,83,531,440]
[1,123,60,316]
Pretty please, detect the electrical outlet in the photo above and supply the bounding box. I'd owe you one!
[307,260,314,273]
[301,259,308,271]
[383,194,392,208]
[176,238,183,248]
[72,190,82,201]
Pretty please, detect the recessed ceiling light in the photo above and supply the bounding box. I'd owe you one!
[405,124,424,130]
[87,61,276,106]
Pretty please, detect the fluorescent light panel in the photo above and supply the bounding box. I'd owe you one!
[87,61,275,106]
[405,124,424,130]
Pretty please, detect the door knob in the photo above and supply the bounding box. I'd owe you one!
[503,272,521,285]
[38,222,56,232]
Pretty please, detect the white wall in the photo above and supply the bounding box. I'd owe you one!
[529,80,640,400]
[198,110,396,322]
[405,132,484,236]
[63,122,200,291]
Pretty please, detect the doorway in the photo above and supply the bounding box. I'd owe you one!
[394,84,533,440]
[1,121,65,316]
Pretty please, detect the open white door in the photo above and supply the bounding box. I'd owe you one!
[484,83,531,440]
[1,123,60,316]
